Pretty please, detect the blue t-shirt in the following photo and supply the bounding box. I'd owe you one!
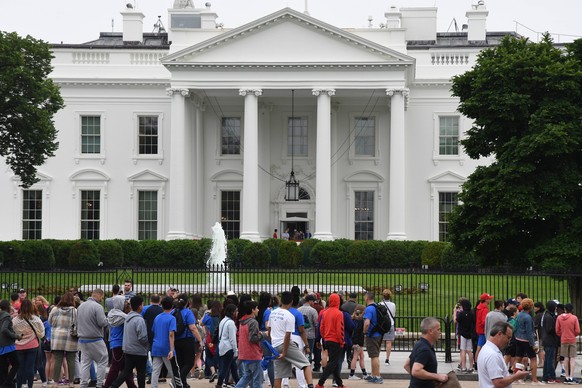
[43,319,51,341]
[151,312,176,357]
[141,304,151,316]
[262,309,271,331]
[109,325,124,349]
[363,304,382,337]
[172,308,196,340]
[289,307,305,336]
[0,345,16,355]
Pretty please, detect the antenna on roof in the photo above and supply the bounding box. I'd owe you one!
[304,0,310,15]
[447,17,459,32]
[153,16,166,33]
[111,18,114,32]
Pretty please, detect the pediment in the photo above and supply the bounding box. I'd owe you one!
[70,169,110,181]
[344,170,384,182]
[163,8,414,66]
[427,170,466,183]
[210,170,243,182]
[11,171,53,182]
[127,169,168,182]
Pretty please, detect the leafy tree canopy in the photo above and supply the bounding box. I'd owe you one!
[449,35,582,271]
[0,31,63,188]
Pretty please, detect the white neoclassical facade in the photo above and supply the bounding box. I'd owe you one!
[0,2,504,242]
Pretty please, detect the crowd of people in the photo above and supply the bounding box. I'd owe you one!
[0,283,399,388]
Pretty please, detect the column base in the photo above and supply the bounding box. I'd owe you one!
[312,232,334,241]
[386,233,407,240]
[239,232,262,242]
[166,232,193,240]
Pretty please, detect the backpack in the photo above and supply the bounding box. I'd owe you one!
[172,308,187,337]
[373,302,393,335]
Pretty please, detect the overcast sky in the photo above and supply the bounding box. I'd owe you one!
[1,0,580,44]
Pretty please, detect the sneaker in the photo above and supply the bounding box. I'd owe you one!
[561,369,566,378]
[384,359,390,366]
[74,379,80,385]
[363,375,372,381]
[466,369,474,374]
[88,381,97,388]
[333,384,338,387]
[366,377,383,384]
[348,376,361,380]
[42,383,48,387]
[209,373,217,383]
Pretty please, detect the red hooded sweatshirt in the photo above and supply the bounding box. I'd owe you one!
[319,293,344,347]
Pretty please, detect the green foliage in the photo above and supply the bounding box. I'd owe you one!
[0,241,23,269]
[115,239,143,267]
[166,240,206,268]
[20,240,55,270]
[440,243,478,272]
[94,240,123,268]
[262,238,284,266]
[68,240,99,268]
[140,240,169,267]
[0,32,64,188]
[45,240,76,268]
[243,242,271,268]
[226,239,252,268]
[299,239,320,267]
[421,242,446,269]
[310,241,348,268]
[347,241,381,267]
[278,241,302,269]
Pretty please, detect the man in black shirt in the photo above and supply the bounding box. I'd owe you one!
[404,317,448,388]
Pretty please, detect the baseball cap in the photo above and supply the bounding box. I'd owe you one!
[349,292,357,299]
[506,298,518,306]
[480,293,494,301]
[226,290,236,296]
[305,294,316,302]
[18,288,26,293]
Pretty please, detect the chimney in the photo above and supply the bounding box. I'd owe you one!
[466,1,488,41]
[400,7,437,41]
[121,5,145,43]
[200,2,218,29]
[385,6,401,29]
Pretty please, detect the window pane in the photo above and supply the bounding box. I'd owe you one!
[221,117,241,155]
[355,117,376,156]
[439,116,459,156]
[138,116,159,155]
[355,191,374,240]
[81,116,101,154]
[81,190,100,240]
[288,117,308,156]
[22,190,42,240]
[138,190,158,240]
[221,191,240,240]
[438,192,458,242]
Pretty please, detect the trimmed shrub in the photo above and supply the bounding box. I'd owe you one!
[243,242,271,268]
[0,241,23,269]
[347,241,382,268]
[440,243,478,272]
[402,240,429,268]
[262,238,284,266]
[299,238,320,267]
[140,240,169,267]
[421,241,447,269]
[310,241,347,268]
[68,240,100,269]
[381,241,409,268]
[115,239,143,267]
[226,239,252,268]
[94,240,124,268]
[20,240,55,270]
[47,240,77,268]
[166,240,206,268]
[197,238,213,266]
[278,241,302,269]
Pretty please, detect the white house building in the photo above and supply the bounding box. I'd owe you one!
[0,1,508,242]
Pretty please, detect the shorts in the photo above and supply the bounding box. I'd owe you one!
[274,341,310,379]
[365,336,382,358]
[505,339,516,357]
[459,336,472,351]
[477,334,486,347]
[515,340,536,358]
[561,343,577,358]
[382,327,395,342]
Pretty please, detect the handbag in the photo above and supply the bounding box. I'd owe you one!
[69,308,78,339]
[23,318,44,369]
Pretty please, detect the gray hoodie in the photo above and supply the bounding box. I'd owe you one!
[123,311,149,356]
[77,297,108,340]
[0,311,19,347]
[107,296,127,328]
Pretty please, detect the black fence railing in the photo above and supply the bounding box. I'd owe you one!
[1,266,579,356]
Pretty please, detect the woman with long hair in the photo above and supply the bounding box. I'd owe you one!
[216,304,239,388]
[48,292,79,388]
[173,293,202,388]
[201,300,222,381]
[0,299,21,387]
[33,301,49,387]
[13,299,45,388]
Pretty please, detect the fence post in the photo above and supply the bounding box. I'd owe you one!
[444,314,452,363]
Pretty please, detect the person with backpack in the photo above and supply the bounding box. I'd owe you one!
[216,304,239,388]
[455,298,475,374]
[150,296,182,388]
[172,294,202,388]
[362,292,383,384]
[235,301,266,388]
[0,300,21,388]
[379,289,396,367]
[201,301,222,382]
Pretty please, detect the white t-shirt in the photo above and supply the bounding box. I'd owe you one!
[477,340,510,388]
[268,308,295,348]
[381,300,396,327]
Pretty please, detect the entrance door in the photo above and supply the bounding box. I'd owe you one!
[282,221,308,241]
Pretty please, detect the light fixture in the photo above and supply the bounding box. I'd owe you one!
[285,89,299,201]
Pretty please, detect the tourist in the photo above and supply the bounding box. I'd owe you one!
[298,294,318,362]
[484,300,507,345]
[104,295,136,388]
[455,298,475,374]
[403,317,448,387]
[340,293,357,316]
[315,293,344,388]
[514,298,541,384]
[0,299,21,388]
[348,304,368,380]
[173,293,202,388]
[48,292,79,388]
[110,296,149,388]
[201,300,221,382]
[379,289,396,367]
[285,288,310,388]
[475,293,494,365]
[257,293,274,387]
[122,280,135,302]
[13,299,45,388]
[150,296,182,388]
[77,289,108,388]
[141,294,162,384]
[104,285,121,313]
[362,291,383,383]
[235,301,265,388]
[477,321,529,388]
[555,303,580,384]
[216,304,239,388]
[540,300,559,383]
[532,302,545,372]
[33,301,49,387]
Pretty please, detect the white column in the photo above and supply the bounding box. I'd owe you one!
[386,88,409,240]
[239,88,262,242]
[312,88,335,241]
[166,87,190,240]
[195,97,205,238]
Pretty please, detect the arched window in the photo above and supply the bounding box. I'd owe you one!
[298,187,310,200]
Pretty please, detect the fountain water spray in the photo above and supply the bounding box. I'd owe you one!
[207,222,230,292]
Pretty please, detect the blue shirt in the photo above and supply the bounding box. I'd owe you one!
[363,304,382,337]
[141,305,151,316]
[43,319,51,342]
[151,312,176,357]
[262,309,271,331]
[0,345,16,355]
[172,308,196,340]
[289,307,305,336]
[109,325,124,349]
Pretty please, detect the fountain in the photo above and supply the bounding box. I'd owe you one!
[207,222,230,293]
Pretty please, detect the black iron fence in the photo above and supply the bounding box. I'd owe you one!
[1,266,580,357]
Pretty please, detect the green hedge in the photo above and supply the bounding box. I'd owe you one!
[0,238,467,270]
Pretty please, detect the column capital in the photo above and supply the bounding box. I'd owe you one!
[239,88,263,97]
[166,87,190,97]
[386,88,410,110]
[312,88,336,97]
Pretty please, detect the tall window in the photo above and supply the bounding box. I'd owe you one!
[221,191,240,240]
[221,117,241,155]
[138,191,158,240]
[354,117,376,156]
[22,190,42,240]
[288,117,308,156]
[138,116,159,155]
[81,190,100,240]
[439,116,459,155]
[81,116,101,154]
[439,192,458,242]
[355,191,374,240]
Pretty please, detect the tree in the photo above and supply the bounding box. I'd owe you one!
[449,36,582,305]
[0,32,63,188]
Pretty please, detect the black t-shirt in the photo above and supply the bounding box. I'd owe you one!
[408,337,438,388]
[143,304,163,345]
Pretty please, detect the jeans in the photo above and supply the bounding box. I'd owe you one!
[217,350,239,386]
[111,354,147,388]
[542,345,557,381]
[16,348,37,388]
[103,347,136,388]
[0,350,19,387]
[235,361,262,388]
[317,341,343,387]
